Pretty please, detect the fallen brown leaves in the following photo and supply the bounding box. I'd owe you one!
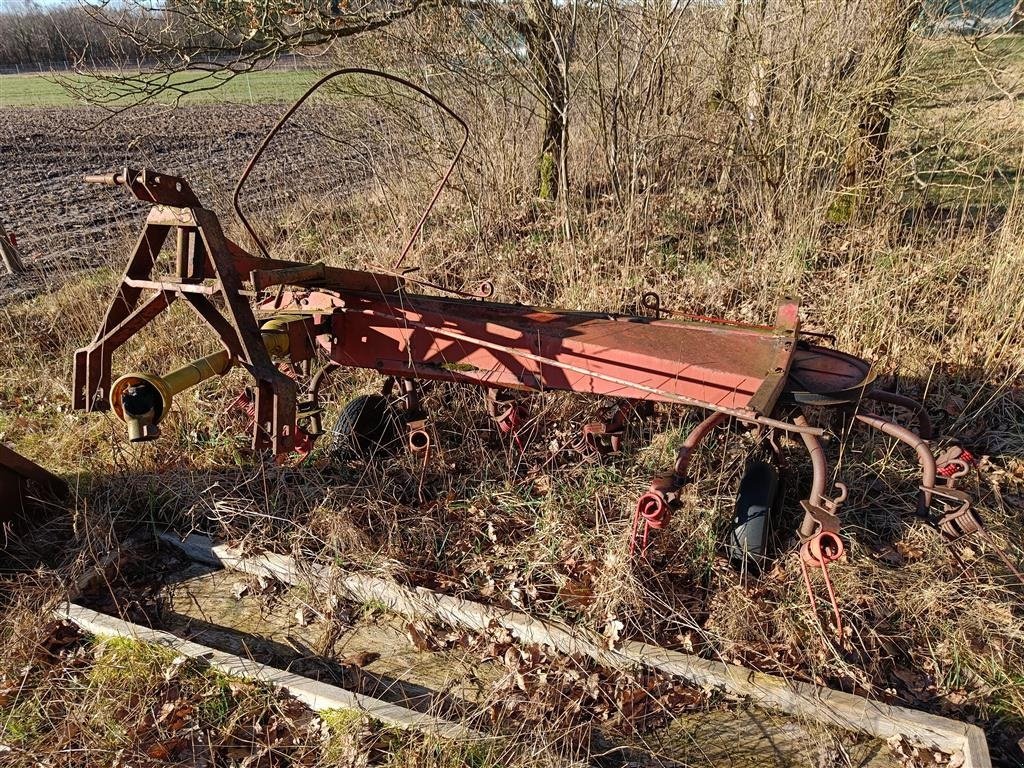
[481,633,708,738]
[399,615,710,740]
[0,620,329,767]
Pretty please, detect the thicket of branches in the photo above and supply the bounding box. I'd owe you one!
[9,0,1023,233]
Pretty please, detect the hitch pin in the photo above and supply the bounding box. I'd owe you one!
[83,171,127,186]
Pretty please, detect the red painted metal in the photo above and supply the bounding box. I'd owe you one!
[262,289,797,415]
[0,444,67,524]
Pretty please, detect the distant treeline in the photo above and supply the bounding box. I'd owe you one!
[0,4,152,70]
[1,0,1021,72]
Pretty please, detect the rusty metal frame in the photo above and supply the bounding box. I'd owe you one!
[0,444,68,523]
[64,65,1024,635]
[72,175,304,453]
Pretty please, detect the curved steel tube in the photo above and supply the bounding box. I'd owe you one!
[794,413,828,537]
[232,68,470,265]
[673,411,727,477]
[855,412,936,513]
[309,361,340,403]
[868,390,933,440]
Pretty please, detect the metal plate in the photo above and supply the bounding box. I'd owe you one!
[785,343,876,405]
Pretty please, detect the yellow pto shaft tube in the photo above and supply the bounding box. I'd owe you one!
[110,322,291,443]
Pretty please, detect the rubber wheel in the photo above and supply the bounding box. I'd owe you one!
[724,460,780,575]
[332,394,401,459]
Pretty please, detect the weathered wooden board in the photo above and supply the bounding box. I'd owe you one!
[648,708,897,768]
[151,539,899,766]
[160,567,502,708]
[160,533,990,768]
[57,601,481,741]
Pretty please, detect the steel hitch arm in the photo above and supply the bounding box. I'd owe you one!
[84,167,201,207]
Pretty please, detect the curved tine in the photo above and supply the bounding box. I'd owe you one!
[309,361,340,402]
[794,413,827,537]
[673,411,727,478]
[855,412,937,514]
[232,68,470,263]
[867,389,933,441]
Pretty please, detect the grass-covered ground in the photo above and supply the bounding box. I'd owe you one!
[1,24,1023,768]
[0,67,320,108]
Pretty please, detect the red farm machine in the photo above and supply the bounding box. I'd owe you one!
[70,71,1018,635]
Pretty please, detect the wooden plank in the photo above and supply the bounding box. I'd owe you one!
[161,533,991,768]
[57,602,480,741]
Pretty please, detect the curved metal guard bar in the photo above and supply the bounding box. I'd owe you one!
[855,412,937,514]
[673,412,728,478]
[867,390,933,441]
[232,68,470,266]
[794,413,827,518]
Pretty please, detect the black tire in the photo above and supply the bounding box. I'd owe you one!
[724,460,780,575]
[331,394,401,459]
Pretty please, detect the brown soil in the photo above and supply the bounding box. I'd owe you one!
[0,104,286,297]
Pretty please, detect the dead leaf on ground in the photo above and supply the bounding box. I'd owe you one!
[231,581,250,600]
[406,620,437,651]
[872,544,905,566]
[343,651,380,668]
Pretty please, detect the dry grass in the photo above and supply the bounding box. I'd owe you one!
[2,11,1024,768]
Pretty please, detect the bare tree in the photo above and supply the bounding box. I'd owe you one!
[60,0,575,204]
[61,0,435,108]
[852,0,922,185]
[372,0,579,203]
[0,2,151,69]
[518,0,573,201]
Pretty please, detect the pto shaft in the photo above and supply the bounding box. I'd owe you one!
[110,323,290,442]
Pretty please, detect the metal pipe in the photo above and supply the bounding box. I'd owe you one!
[674,411,727,477]
[794,413,829,538]
[309,361,340,403]
[867,390,933,440]
[163,350,231,397]
[795,413,827,511]
[855,412,936,513]
[110,323,291,442]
